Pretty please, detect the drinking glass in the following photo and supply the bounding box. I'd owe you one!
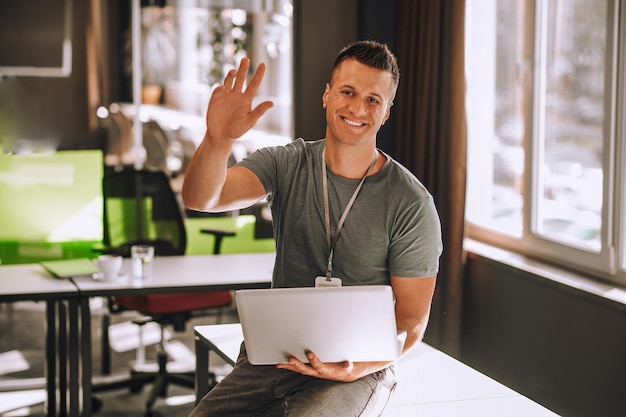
[131,244,155,279]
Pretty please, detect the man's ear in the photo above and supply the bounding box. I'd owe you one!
[381,102,393,125]
[322,83,330,108]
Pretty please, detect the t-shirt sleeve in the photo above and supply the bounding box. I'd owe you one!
[388,193,443,278]
[236,139,305,196]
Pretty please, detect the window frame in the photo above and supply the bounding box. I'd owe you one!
[465,0,626,286]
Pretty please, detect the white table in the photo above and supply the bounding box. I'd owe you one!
[0,263,78,300]
[73,252,274,295]
[385,343,559,416]
[71,253,275,417]
[194,323,243,402]
[0,263,82,417]
[194,324,560,416]
[0,253,275,417]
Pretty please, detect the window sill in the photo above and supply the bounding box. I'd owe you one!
[464,239,626,311]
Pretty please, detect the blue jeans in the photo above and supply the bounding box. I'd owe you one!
[189,343,397,417]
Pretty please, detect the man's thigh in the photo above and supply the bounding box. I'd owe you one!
[281,366,397,417]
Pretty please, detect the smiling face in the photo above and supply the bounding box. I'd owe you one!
[322,58,396,149]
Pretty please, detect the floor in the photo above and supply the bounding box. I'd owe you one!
[0,300,560,417]
[0,299,235,417]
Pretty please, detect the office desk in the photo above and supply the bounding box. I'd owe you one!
[73,253,274,296]
[71,252,275,417]
[194,324,559,416]
[0,263,82,417]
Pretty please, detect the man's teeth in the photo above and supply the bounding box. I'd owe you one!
[344,118,363,127]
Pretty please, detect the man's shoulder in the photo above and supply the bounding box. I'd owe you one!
[290,137,325,150]
[259,138,324,165]
[380,154,429,191]
[268,137,325,154]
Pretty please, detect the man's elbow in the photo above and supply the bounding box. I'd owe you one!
[181,187,196,210]
[182,199,203,213]
[183,200,205,213]
[182,195,217,213]
[181,185,210,213]
[182,192,227,213]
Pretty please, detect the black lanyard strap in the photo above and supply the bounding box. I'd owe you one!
[322,147,378,280]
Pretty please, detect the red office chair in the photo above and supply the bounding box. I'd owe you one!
[93,168,235,417]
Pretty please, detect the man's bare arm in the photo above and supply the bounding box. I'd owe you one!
[390,275,437,355]
[182,58,273,212]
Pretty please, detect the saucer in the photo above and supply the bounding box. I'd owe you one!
[92,271,127,281]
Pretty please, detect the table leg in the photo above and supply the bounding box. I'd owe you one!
[58,301,67,417]
[101,312,111,375]
[68,298,80,416]
[80,296,93,417]
[194,335,210,406]
[45,301,57,417]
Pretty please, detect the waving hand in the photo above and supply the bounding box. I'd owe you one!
[205,57,274,144]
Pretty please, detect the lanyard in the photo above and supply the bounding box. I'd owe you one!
[322,147,378,280]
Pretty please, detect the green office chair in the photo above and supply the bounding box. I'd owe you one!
[94,167,235,417]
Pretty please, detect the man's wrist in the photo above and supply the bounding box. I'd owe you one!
[200,132,236,154]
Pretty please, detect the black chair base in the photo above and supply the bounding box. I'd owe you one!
[92,349,197,416]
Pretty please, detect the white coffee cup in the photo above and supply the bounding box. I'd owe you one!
[97,254,123,279]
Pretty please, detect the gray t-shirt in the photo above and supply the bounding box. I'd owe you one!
[238,138,442,288]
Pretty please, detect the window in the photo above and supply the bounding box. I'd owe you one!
[131,0,293,137]
[465,0,626,285]
[170,0,293,137]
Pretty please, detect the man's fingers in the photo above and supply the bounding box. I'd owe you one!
[249,100,274,121]
[221,58,266,100]
[222,68,237,89]
[245,62,267,96]
[306,351,322,369]
[233,58,251,92]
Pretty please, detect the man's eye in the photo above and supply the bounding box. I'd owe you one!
[369,98,379,104]
[343,90,353,96]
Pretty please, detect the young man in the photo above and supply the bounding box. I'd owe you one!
[183,40,442,416]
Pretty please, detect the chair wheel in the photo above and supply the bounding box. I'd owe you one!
[144,410,162,417]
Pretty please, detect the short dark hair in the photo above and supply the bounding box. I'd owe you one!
[331,40,400,87]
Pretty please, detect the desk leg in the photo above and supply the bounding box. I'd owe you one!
[80,296,93,417]
[68,299,80,416]
[194,335,210,406]
[45,301,57,417]
[101,312,111,375]
[58,302,67,417]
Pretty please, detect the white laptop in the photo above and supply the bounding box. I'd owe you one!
[235,285,404,365]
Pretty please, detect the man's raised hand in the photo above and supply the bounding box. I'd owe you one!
[204,57,274,144]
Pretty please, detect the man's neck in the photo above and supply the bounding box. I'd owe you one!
[324,141,383,179]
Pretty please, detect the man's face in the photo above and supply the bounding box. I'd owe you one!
[322,58,396,146]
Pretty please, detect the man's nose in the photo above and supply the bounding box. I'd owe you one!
[349,99,367,117]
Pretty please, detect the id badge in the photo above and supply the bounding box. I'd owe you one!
[315,276,342,287]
